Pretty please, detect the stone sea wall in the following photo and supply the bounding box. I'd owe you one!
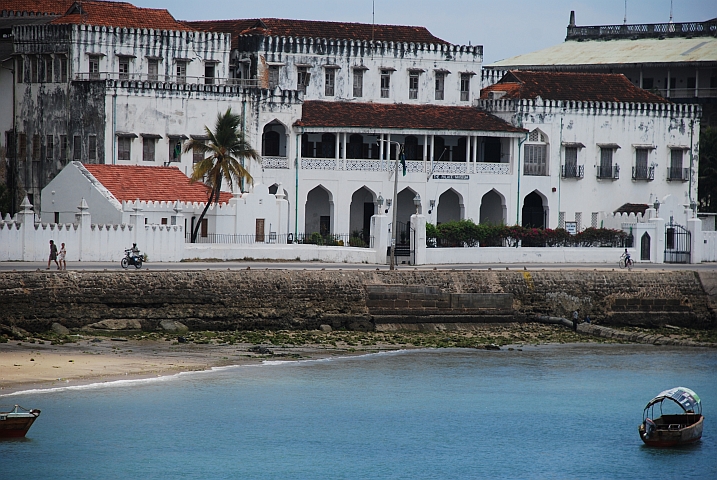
[0,270,714,332]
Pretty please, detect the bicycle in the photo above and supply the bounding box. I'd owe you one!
[618,253,633,271]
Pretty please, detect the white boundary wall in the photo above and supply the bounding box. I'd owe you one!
[703,232,717,262]
[425,246,630,265]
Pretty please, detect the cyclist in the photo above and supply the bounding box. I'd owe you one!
[623,248,633,270]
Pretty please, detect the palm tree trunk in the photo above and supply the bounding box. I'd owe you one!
[191,186,217,243]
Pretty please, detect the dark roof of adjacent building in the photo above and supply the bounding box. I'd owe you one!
[186,18,449,47]
[0,0,74,16]
[295,101,525,133]
[480,71,670,103]
[82,164,232,204]
[49,1,194,31]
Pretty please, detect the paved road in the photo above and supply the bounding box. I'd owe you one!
[2,260,715,272]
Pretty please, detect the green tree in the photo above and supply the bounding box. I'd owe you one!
[698,127,717,212]
[183,108,258,243]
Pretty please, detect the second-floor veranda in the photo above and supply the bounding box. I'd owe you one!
[259,100,526,175]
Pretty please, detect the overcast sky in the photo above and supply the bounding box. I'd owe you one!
[141,0,715,64]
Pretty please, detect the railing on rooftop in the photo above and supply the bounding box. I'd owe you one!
[74,72,260,88]
[566,19,717,40]
[652,88,717,99]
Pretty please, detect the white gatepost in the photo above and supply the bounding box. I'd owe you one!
[129,201,145,249]
[649,215,665,264]
[410,213,427,265]
[18,196,36,261]
[75,198,91,262]
[371,214,390,264]
[687,217,703,263]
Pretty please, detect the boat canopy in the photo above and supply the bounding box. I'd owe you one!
[644,387,701,414]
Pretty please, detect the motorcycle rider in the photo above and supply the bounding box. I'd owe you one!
[130,243,140,262]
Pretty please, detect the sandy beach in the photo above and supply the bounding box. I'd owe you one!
[2,323,714,396]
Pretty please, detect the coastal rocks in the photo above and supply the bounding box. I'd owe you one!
[0,323,30,340]
[82,319,142,331]
[319,324,332,332]
[51,323,70,335]
[159,320,189,334]
[249,345,273,355]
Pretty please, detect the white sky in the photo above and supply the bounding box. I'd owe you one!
[140,0,716,64]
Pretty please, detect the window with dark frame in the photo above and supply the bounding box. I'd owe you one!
[409,72,419,99]
[669,149,683,180]
[148,59,159,81]
[169,139,182,162]
[599,148,613,178]
[435,72,445,100]
[60,56,68,82]
[118,137,131,161]
[635,148,649,179]
[524,130,547,176]
[73,135,81,160]
[268,66,279,89]
[16,56,24,83]
[204,63,215,85]
[119,57,129,80]
[88,135,96,161]
[460,73,470,101]
[564,146,578,177]
[143,138,155,161]
[32,135,40,161]
[19,133,27,159]
[297,67,310,94]
[46,135,53,160]
[31,55,38,83]
[44,55,53,83]
[324,69,335,96]
[89,55,100,80]
[193,141,205,163]
[380,70,391,98]
[176,60,187,83]
[353,69,363,97]
[60,135,68,161]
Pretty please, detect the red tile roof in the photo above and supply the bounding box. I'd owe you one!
[82,164,232,204]
[186,18,449,48]
[481,71,669,103]
[0,0,74,15]
[295,101,525,133]
[49,1,194,31]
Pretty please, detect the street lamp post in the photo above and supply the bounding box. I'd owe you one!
[378,138,404,271]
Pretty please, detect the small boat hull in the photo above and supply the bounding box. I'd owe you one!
[0,408,41,438]
[639,415,703,447]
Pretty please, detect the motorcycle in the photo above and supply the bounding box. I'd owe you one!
[121,249,143,269]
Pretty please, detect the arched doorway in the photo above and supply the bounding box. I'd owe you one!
[262,122,286,157]
[349,187,375,242]
[480,189,505,225]
[437,189,463,224]
[641,232,651,261]
[269,183,291,234]
[522,191,546,228]
[305,185,332,235]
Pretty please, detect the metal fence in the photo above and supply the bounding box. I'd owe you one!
[186,232,373,248]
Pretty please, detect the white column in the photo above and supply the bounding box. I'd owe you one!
[18,196,35,261]
[687,217,703,264]
[341,132,347,170]
[666,69,671,98]
[471,136,477,173]
[386,133,392,161]
[410,213,427,266]
[695,68,699,97]
[649,216,665,264]
[76,198,92,262]
[423,134,428,173]
[430,135,435,164]
[639,68,643,88]
[465,136,470,170]
[370,213,390,265]
[334,132,340,168]
[379,134,384,161]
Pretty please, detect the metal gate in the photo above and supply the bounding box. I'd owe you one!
[664,220,691,263]
[391,221,414,264]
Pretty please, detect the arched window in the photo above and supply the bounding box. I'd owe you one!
[262,131,280,157]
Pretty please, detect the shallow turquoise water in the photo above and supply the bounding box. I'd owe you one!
[1,344,716,479]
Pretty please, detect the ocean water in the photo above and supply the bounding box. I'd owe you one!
[1,344,716,479]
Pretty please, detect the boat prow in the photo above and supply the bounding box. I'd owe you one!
[0,405,41,438]
[638,387,704,447]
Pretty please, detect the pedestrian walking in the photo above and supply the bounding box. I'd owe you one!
[572,310,579,332]
[59,242,67,270]
[47,240,60,270]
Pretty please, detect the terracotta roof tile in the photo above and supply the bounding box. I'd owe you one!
[295,101,525,133]
[0,0,74,15]
[481,71,669,103]
[82,164,231,204]
[186,18,449,48]
[49,1,194,31]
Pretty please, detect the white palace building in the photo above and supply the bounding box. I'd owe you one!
[1,0,702,256]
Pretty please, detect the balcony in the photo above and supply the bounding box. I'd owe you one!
[652,88,717,99]
[632,165,655,181]
[74,72,260,88]
[566,19,717,41]
[667,167,690,182]
[523,163,547,176]
[597,164,619,180]
[561,164,584,178]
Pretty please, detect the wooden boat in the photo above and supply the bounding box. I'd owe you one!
[638,387,703,447]
[0,405,41,438]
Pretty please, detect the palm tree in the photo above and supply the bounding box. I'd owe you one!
[183,108,258,243]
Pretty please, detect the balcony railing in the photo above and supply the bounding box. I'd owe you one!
[597,164,620,179]
[652,88,717,99]
[74,72,260,87]
[566,19,717,40]
[632,165,655,181]
[524,163,547,176]
[561,164,584,178]
[262,156,289,169]
[667,167,690,182]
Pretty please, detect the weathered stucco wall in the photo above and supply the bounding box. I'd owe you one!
[0,270,713,332]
